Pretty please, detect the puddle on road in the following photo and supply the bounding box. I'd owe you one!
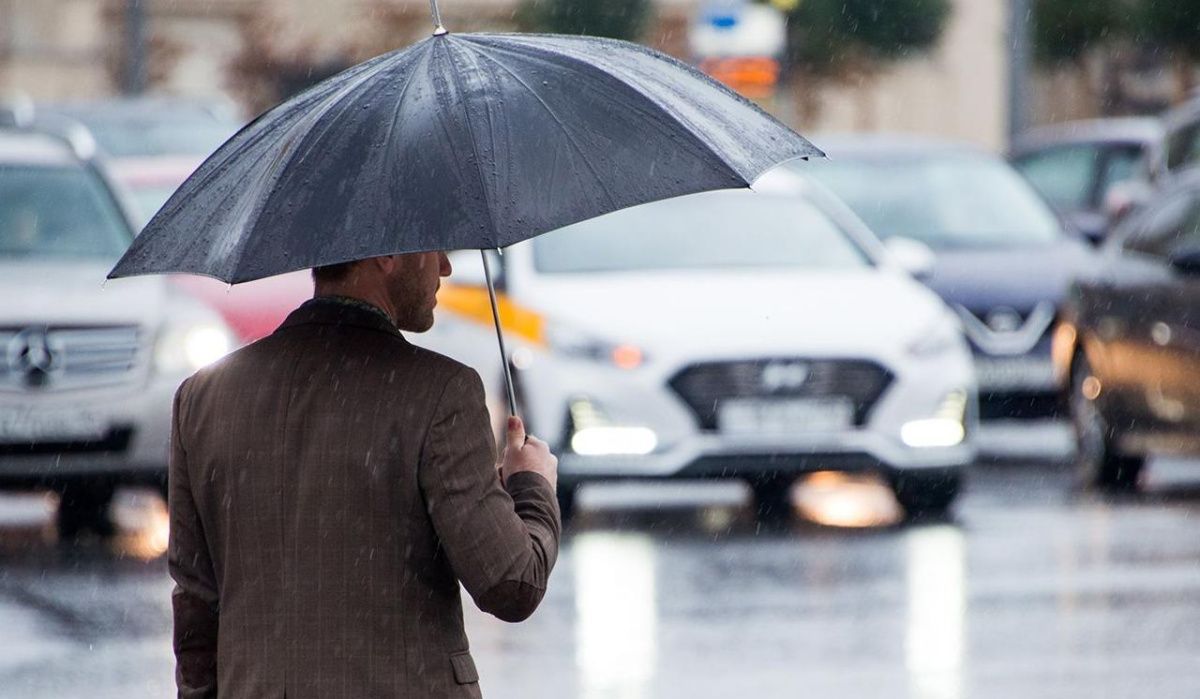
[572,473,905,532]
[0,471,906,562]
[794,471,904,528]
[0,489,168,560]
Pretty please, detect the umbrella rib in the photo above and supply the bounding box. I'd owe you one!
[230,51,413,281]
[462,44,619,211]
[469,36,779,183]
[443,43,504,248]
[380,49,430,188]
[172,50,404,281]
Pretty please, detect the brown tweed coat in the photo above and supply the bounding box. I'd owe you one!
[168,298,560,698]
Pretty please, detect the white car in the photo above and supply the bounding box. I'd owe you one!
[426,170,978,520]
[0,118,237,538]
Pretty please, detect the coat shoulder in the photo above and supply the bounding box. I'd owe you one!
[403,343,485,389]
[177,326,485,410]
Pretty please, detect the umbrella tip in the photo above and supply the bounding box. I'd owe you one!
[429,0,447,35]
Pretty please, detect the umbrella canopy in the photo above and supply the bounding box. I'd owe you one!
[108,31,820,284]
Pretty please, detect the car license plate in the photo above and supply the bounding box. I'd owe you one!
[0,408,107,443]
[717,398,854,435]
[974,356,1056,391]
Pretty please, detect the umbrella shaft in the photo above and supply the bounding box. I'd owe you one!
[482,249,518,417]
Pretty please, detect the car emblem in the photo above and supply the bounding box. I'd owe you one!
[761,361,810,392]
[7,328,63,388]
[985,307,1023,334]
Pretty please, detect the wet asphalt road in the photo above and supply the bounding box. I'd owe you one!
[1,446,1198,698]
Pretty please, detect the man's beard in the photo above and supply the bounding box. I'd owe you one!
[387,271,435,332]
[398,307,435,332]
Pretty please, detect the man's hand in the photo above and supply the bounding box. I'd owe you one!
[499,416,557,491]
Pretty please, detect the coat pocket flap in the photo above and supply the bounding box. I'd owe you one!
[450,651,479,684]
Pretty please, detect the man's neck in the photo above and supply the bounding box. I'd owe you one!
[312,294,396,327]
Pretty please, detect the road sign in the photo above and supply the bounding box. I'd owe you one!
[690,2,786,99]
[690,2,786,59]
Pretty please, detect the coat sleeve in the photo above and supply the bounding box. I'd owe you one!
[167,380,220,699]
[418,365,561,622]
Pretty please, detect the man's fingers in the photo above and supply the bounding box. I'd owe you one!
[506,416,526,448]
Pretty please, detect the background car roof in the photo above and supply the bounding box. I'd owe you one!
[0,129,82,167]
[1010,117,1164,155]
[44,96,241,122]
[1157,163,1200,193]
[1163,94,1200,131]
[806,132,985,159]
[751,165,816,194]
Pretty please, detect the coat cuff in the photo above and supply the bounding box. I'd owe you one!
[504,470,555,496]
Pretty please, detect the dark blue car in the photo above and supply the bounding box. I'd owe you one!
[794,135,1099,423]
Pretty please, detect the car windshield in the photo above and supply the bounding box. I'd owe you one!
[1012,144,1101,209]
[532,191,872,273]
[0,165,132,260]
[1014,142,1147,212]
[803,152,1063,249]
[127,184,180,226]
[67,113,237,158]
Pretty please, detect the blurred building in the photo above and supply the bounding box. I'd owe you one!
[2,0,1012,149]
[0,0,115,99]
[1032,49,1183,124]
[793,0,1006,149]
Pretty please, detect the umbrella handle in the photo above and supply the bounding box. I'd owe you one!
[482,249,519,418]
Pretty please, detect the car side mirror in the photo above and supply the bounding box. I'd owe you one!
[1064,211,1108,246]
[1168,246,1200,275]
[447,249,505,290]
[884,236,937,279]
[1103,180,1153,226]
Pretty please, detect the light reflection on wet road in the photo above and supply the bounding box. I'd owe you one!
[1,458,1198,698]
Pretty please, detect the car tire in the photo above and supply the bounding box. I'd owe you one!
[56,481,117,541]
[889,469,960,519]
[750,476,795,523]
[1070,354,1144,492]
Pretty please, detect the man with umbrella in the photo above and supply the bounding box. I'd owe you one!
[111,6,818,697]
[169,251,560,697]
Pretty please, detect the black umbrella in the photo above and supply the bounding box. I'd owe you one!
[108,1,821,414]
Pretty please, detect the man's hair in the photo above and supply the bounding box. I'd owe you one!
[312,261,357,284]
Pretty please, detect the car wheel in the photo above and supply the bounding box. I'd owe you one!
[750,476,795,523]
[889,469,960,519]
[56,481,117,541]
[1070,354,1144,492]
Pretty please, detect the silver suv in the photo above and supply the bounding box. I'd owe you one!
[0,116,235,538]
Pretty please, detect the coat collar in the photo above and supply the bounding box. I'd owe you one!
[278,297,406,340]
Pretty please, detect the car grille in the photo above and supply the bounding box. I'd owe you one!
[0,325,143,392]
[668,358,893,430]
[0,427,134,456]
[955,302,1056,356]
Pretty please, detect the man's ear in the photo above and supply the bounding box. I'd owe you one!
[372,254,399,275]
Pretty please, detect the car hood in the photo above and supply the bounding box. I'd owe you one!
[171,271,313,342]
[1,259,169,327]
[922,239,1096,313]
[521,269,948,361]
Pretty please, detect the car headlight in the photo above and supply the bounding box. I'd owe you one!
[155,322,235,374]
[907,313,963,357]
[567,396,658,455]
[900,390,969,448]
[545,322,645,369]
